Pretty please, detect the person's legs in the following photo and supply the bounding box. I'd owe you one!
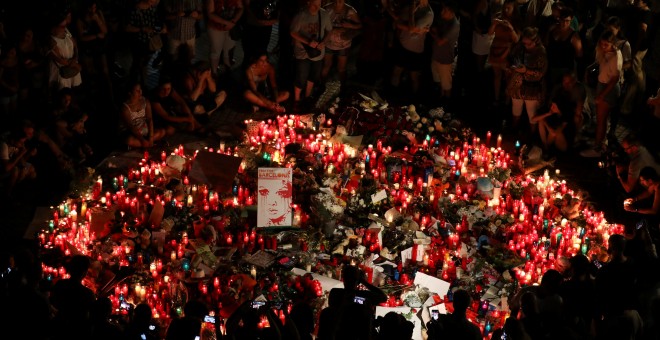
[294,59,311,102]
[276,91,290,103]
[321,52,334,83]
[169,38,185,58]
[538,120,550,148]
[207,28,223,75]
[524,99,540,134]
[410,71,421,95]
[307,59,323,98]
[439,63,453,98]
[336,54,348,84]
[595,100,610,149]
[244,89,270,109]
[222,32,237,67]
[493,65,503,103]
[390,65,404,87]
[511,98,524,128]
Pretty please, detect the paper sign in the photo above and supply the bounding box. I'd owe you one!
[401,247,413,266]
[291,268,344,292]
[189,151,242,193]
[375,306,423,340]
[257,168,293,228]
[371,189,388,204]
[414,272,450,297]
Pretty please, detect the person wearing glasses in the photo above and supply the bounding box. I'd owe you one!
[616,134,660,194]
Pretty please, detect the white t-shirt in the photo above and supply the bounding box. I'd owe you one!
[597,49,622,84]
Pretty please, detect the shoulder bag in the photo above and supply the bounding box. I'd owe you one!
[303,12,323,58]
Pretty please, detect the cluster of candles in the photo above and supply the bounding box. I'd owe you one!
[38,111,626,339]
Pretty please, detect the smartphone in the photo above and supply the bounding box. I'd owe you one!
[251,301,266,309]
[120,301,132,311]
[593,260,602,269]
[204,315,216,324]
[501,331,508,340]
[354,296,365,305]
[431,310,439,320]
[636,220,645,230]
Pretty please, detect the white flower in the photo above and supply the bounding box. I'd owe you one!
[421,117,428,124]
[428,126,435,132]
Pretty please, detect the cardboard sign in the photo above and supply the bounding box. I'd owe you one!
[188,151,242,193]
[257,168,293,228]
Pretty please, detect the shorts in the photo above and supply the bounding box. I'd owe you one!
[597,82,621,107]
[431,61,453,91]
[393,44,425,72]
[325,47,349,57]
[294,58,323,88]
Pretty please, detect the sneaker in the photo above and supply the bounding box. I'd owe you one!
[580,148,603,158]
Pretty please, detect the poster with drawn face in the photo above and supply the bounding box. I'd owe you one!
[257,168,293,228]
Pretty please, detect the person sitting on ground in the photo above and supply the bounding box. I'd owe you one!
[150,78,207,135]
[120,82,168,149]
[62,111,94,164]
[532,71,585,154]
[243,51,289,113]
[0,128,37,199]
[180,60,227,116]
[426,288,482,340]
[616,134,660,195]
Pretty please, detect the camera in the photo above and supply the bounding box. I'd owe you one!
[251,301,266,309]
[354,296,365,305]
[204,315,216,323]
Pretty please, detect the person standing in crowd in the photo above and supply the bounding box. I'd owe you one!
[47,9,82,94]
[17,27,46,108]
[125,0,166,83]
[389,0,433,100]
[470,0,494,75]
[290,0,332,111]
[320,0,361,86]
[430,1,459,103]
[206,0,244,76]
[0,42,19,119]
[426,289,482,340]
[580,30,622,158]
[620,0,651,117]
[120,82,167,149]
[332,264,387,340]
[488,0,520,107]
[49,254,96,340]
[544,7,582,91]
[75,0,110,92]
[242,0,280,60]
[164,0,203,62]
[506,26,547,137]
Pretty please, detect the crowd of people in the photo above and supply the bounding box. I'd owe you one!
[0,0,660,200]
[4,0,660,339]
